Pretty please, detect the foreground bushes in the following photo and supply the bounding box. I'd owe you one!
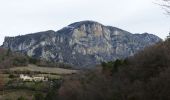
[58,71,114,100]
[100,40,170,100]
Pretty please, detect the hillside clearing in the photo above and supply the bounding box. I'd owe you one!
[9,64,77,75]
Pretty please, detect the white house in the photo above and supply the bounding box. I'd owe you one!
[20,74,48,82]
[33,76,45,82]
[20,74,33,81]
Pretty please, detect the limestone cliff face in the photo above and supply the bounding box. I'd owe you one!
[2,21,161,68]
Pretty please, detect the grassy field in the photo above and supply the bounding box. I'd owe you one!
[0,64,78,99]
[9,64,77,75]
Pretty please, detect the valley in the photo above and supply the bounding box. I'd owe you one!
[0,0,170,99]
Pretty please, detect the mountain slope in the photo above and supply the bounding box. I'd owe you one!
[2,21,161,68]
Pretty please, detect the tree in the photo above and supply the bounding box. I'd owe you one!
[45,90,58,100]
[29,58,38,64]
[34,93,44,100]
[45,80,62,100]
[17,96,27,100]
[159,0,170,14]
[6,48,11,57]
[101,59,128,76]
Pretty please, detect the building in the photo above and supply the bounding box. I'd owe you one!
[20,74,48,82]
[33,76,45,82]
[20,74,33,81]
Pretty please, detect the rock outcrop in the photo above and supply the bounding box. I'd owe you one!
[2,21,161,68]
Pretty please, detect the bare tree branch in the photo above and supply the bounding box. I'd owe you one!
[157,0,170,14]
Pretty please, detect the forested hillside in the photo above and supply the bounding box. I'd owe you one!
[0,48,28,68]
[57,39,170,100]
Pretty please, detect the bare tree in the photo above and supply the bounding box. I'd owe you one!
[159,0,170,14]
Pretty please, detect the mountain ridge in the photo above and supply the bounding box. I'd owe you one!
[2,21,161,68]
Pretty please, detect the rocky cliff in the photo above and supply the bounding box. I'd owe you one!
[2,21,161,68]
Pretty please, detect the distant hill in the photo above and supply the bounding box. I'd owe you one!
[2,20,161,68]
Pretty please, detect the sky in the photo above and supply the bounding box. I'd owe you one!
[0,0,170,45]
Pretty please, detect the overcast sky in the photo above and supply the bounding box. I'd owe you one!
[0,0,170,45]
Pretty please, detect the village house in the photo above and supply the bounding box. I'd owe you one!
[20,74,33,81]
[20,74,48,82]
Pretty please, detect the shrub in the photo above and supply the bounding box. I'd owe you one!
[13,57,28,66]
[17,96,27,100]
[8,74,15,78]
[29,58,38,64]
[45,90,58,100]
[34,92,44,100]
[101,59,128,75]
